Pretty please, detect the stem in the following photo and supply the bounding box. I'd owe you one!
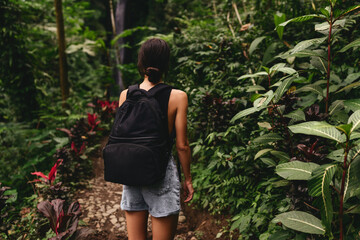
[270,100,294,157]
[339,138,349,240]
[325,7,333,114]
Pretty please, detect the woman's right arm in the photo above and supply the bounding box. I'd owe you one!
[174,91,194,203]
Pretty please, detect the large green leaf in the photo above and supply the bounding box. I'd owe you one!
[276,161,319,180]
[273,211,325,235]
[274,77,295,102]
[253,133,283,144]
[289,121,345,143]
[308,164,337,228]
[278,15,326,29]
[348,110,360,133]
[249,36,266,56]
[344,99,360,112]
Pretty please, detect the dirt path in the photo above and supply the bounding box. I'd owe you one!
[75,139,226,239]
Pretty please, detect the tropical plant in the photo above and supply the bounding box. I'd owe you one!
[274,112,360,239]
[230,1,360,238]
[37,199,93,239]
[31,159,63,186]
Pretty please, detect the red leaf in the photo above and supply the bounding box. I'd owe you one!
[31,171,49,181]
[48,159,63,185]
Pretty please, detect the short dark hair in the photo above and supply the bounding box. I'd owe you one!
[137,38,170,83]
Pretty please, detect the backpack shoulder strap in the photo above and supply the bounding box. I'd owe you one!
[127,84,152,98]
[127,84,139,98]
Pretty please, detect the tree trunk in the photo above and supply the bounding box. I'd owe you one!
[54,0,69,103]
[110,0,127,91]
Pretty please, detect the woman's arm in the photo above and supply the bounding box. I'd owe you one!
[174,91,194,203]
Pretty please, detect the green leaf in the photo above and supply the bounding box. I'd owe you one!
[253,90,274,108]
[308,164,337,228]
[349,145,360,161]
[260,158,277,167]
[350,132,360,140]
[276,161,320,180]
[249,36,266,56]
[336,82,360,93]
[273,211,325,235]
[231,107,262,122]
[339,38,360,52]
[344,99,360,111]
[278,15,326,29]
[336,123,353,137]
[284,109,306,122]
[246,85,266,92]
[253,133,283,144]
[348,110,360,133]
[326,149,344,162]
[310,56,327,73]
[296,84,324,97]
[278,50,326,59]
[329,100,344,115]
[274,12,286,40]
[315,20,346,35]
[337,5,360,20]
[289,37,327,55]
[255,148,272,160]
[274,77,295,102]
[238,72,268,80]
[270,150,290,162]
[344,157,360,201]
[289,121,345,143]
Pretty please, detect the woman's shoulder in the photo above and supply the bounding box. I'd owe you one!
[169,89,188,110]
[171,88,187,99]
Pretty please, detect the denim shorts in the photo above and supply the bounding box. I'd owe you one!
[120,156,181,218]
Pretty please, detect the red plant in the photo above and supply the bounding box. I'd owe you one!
[31,159,63,185]
[87,113,100,132]
[97,100,118,112]
[37,199,92,239]
[71,142,86,156]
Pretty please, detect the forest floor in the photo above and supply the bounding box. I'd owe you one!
[75,138,229,240]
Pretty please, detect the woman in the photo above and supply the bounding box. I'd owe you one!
[118,38,194,240]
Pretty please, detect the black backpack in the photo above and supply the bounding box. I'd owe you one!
[103,83,172,186]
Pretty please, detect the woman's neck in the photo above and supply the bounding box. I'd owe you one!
[140,76,163,90]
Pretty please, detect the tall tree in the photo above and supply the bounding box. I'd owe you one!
[54,0,69,103]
